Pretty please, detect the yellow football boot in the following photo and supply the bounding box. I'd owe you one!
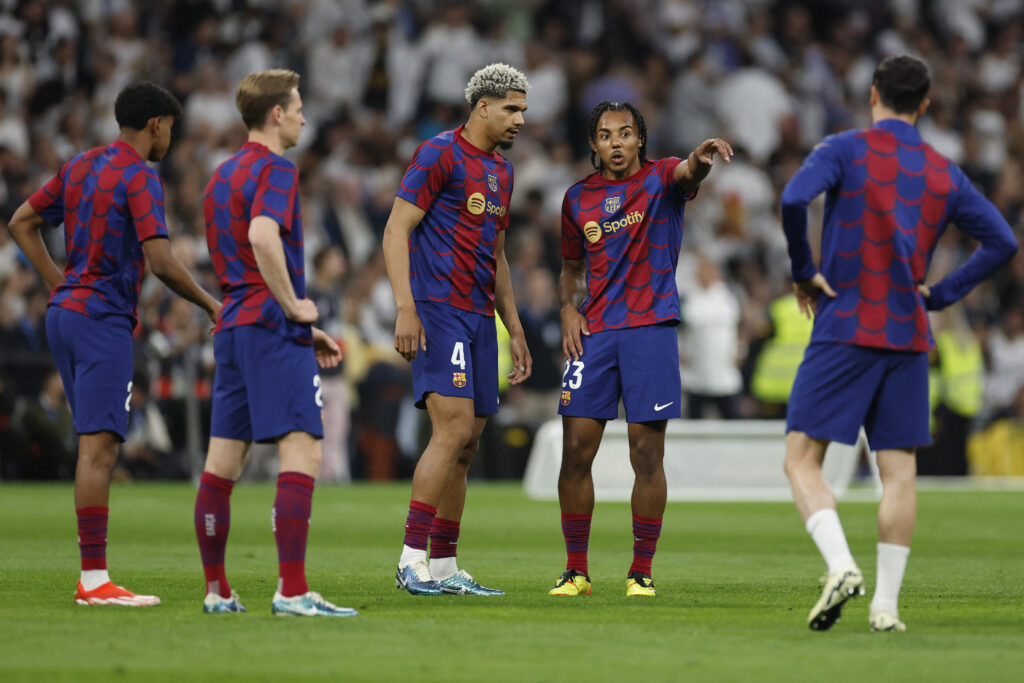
[549,569,592,596]
[626,572,657,597]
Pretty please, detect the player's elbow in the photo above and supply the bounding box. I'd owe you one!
[779,185,808,213]
[999,231,1019,258]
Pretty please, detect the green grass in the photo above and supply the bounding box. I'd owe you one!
[1,482,1022,682]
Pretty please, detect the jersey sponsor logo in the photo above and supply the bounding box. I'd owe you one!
[453,372,467,388]
[467,192,486,215]
[487,174,498,192]
[604,195,621,214]
[561,390,571,405]
[583,221,602,243]
[602,210,644,234]
[467,192,507,218]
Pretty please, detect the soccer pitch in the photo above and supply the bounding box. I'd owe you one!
[1,483,1021,682]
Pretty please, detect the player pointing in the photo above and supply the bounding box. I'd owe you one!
[384,63,532,596]
[781,55,1017,632]
[551,101,732,597]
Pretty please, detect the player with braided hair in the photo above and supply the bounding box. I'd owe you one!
[550,101,732,598]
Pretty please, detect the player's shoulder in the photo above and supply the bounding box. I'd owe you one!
[566,173,598,199]
[412,129,458,164]
[812,130,860,155]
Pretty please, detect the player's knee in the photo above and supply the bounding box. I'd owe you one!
[433,421,474,453]
[456,438,480,466]
[630,451,664,480]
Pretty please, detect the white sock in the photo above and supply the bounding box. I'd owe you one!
[430,556,458,580]
[805,508,855,574]
[870,542,910,616]
[399,544,427,568]
[80,569,111,591]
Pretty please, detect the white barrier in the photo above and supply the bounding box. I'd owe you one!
[523,419,880,502]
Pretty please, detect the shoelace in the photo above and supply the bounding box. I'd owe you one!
[411,562,434,582]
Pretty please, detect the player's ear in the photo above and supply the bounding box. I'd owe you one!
[869,85,879,108]
[916,96,931,119]
[477,98,488,119]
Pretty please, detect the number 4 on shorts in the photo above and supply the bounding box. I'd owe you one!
[451,342,465,370]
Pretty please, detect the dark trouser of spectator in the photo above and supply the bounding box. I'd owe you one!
[353,362,410,480]
[916,404,970,476]
[686,392,740,420]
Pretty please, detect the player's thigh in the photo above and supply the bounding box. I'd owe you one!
[411,302,477,408]
[557,330,620,420]
[618,324,681,422]
[48,309,134,440]
[864,351,930,450]
[786,342,886,446]
[210,329,254,442]
[235,326,324,443]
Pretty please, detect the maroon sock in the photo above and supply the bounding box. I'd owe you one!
[403,500,437,551]
[429,517,460,559]
[76,506,108,572]
[561,513,592,575]
[629,514,662,577]
[274,472,315,597]
[194,472,235,598]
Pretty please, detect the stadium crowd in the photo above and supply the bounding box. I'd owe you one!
[1,0,1022,482]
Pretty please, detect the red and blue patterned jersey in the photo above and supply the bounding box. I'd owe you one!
[396,126,513,317]
[203,141,311,344]
[561,158,694,333]
[28,140,170,327]
[782,118,1017,352]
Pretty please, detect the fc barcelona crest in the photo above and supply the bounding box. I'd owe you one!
[453,372,467,388]
[604,195,621,214]
[560,390,571,406]
[487,174,498,193]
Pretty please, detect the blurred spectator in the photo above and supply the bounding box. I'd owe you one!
[308,244,351,483]
[680,255,742,419]
[117,373,176,480]
[15,366,75,479]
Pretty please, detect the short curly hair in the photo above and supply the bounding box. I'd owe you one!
[464,63,529,107]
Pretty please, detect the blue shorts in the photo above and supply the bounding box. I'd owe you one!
[557,324,681,422]
[210,325,323,443]
[46,307,134,440]
[787,342,931,449]
[411,301,498,416]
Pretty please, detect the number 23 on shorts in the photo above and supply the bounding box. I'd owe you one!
[562,359,584,389]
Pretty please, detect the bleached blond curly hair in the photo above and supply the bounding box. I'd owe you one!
[464,63,530,106]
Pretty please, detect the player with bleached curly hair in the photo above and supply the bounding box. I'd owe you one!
[383,63,532,596]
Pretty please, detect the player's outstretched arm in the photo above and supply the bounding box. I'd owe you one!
[382,196,427,361]
[494,230,532,385]
[7,201,65,291]
[249,215,317,323]
[142,237,221,324]
[673,138,733,193]
[559,258,589,361]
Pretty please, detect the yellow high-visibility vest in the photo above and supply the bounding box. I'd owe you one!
[751,294,814,404]
[496,313,511,394]
[935,330,984,417]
